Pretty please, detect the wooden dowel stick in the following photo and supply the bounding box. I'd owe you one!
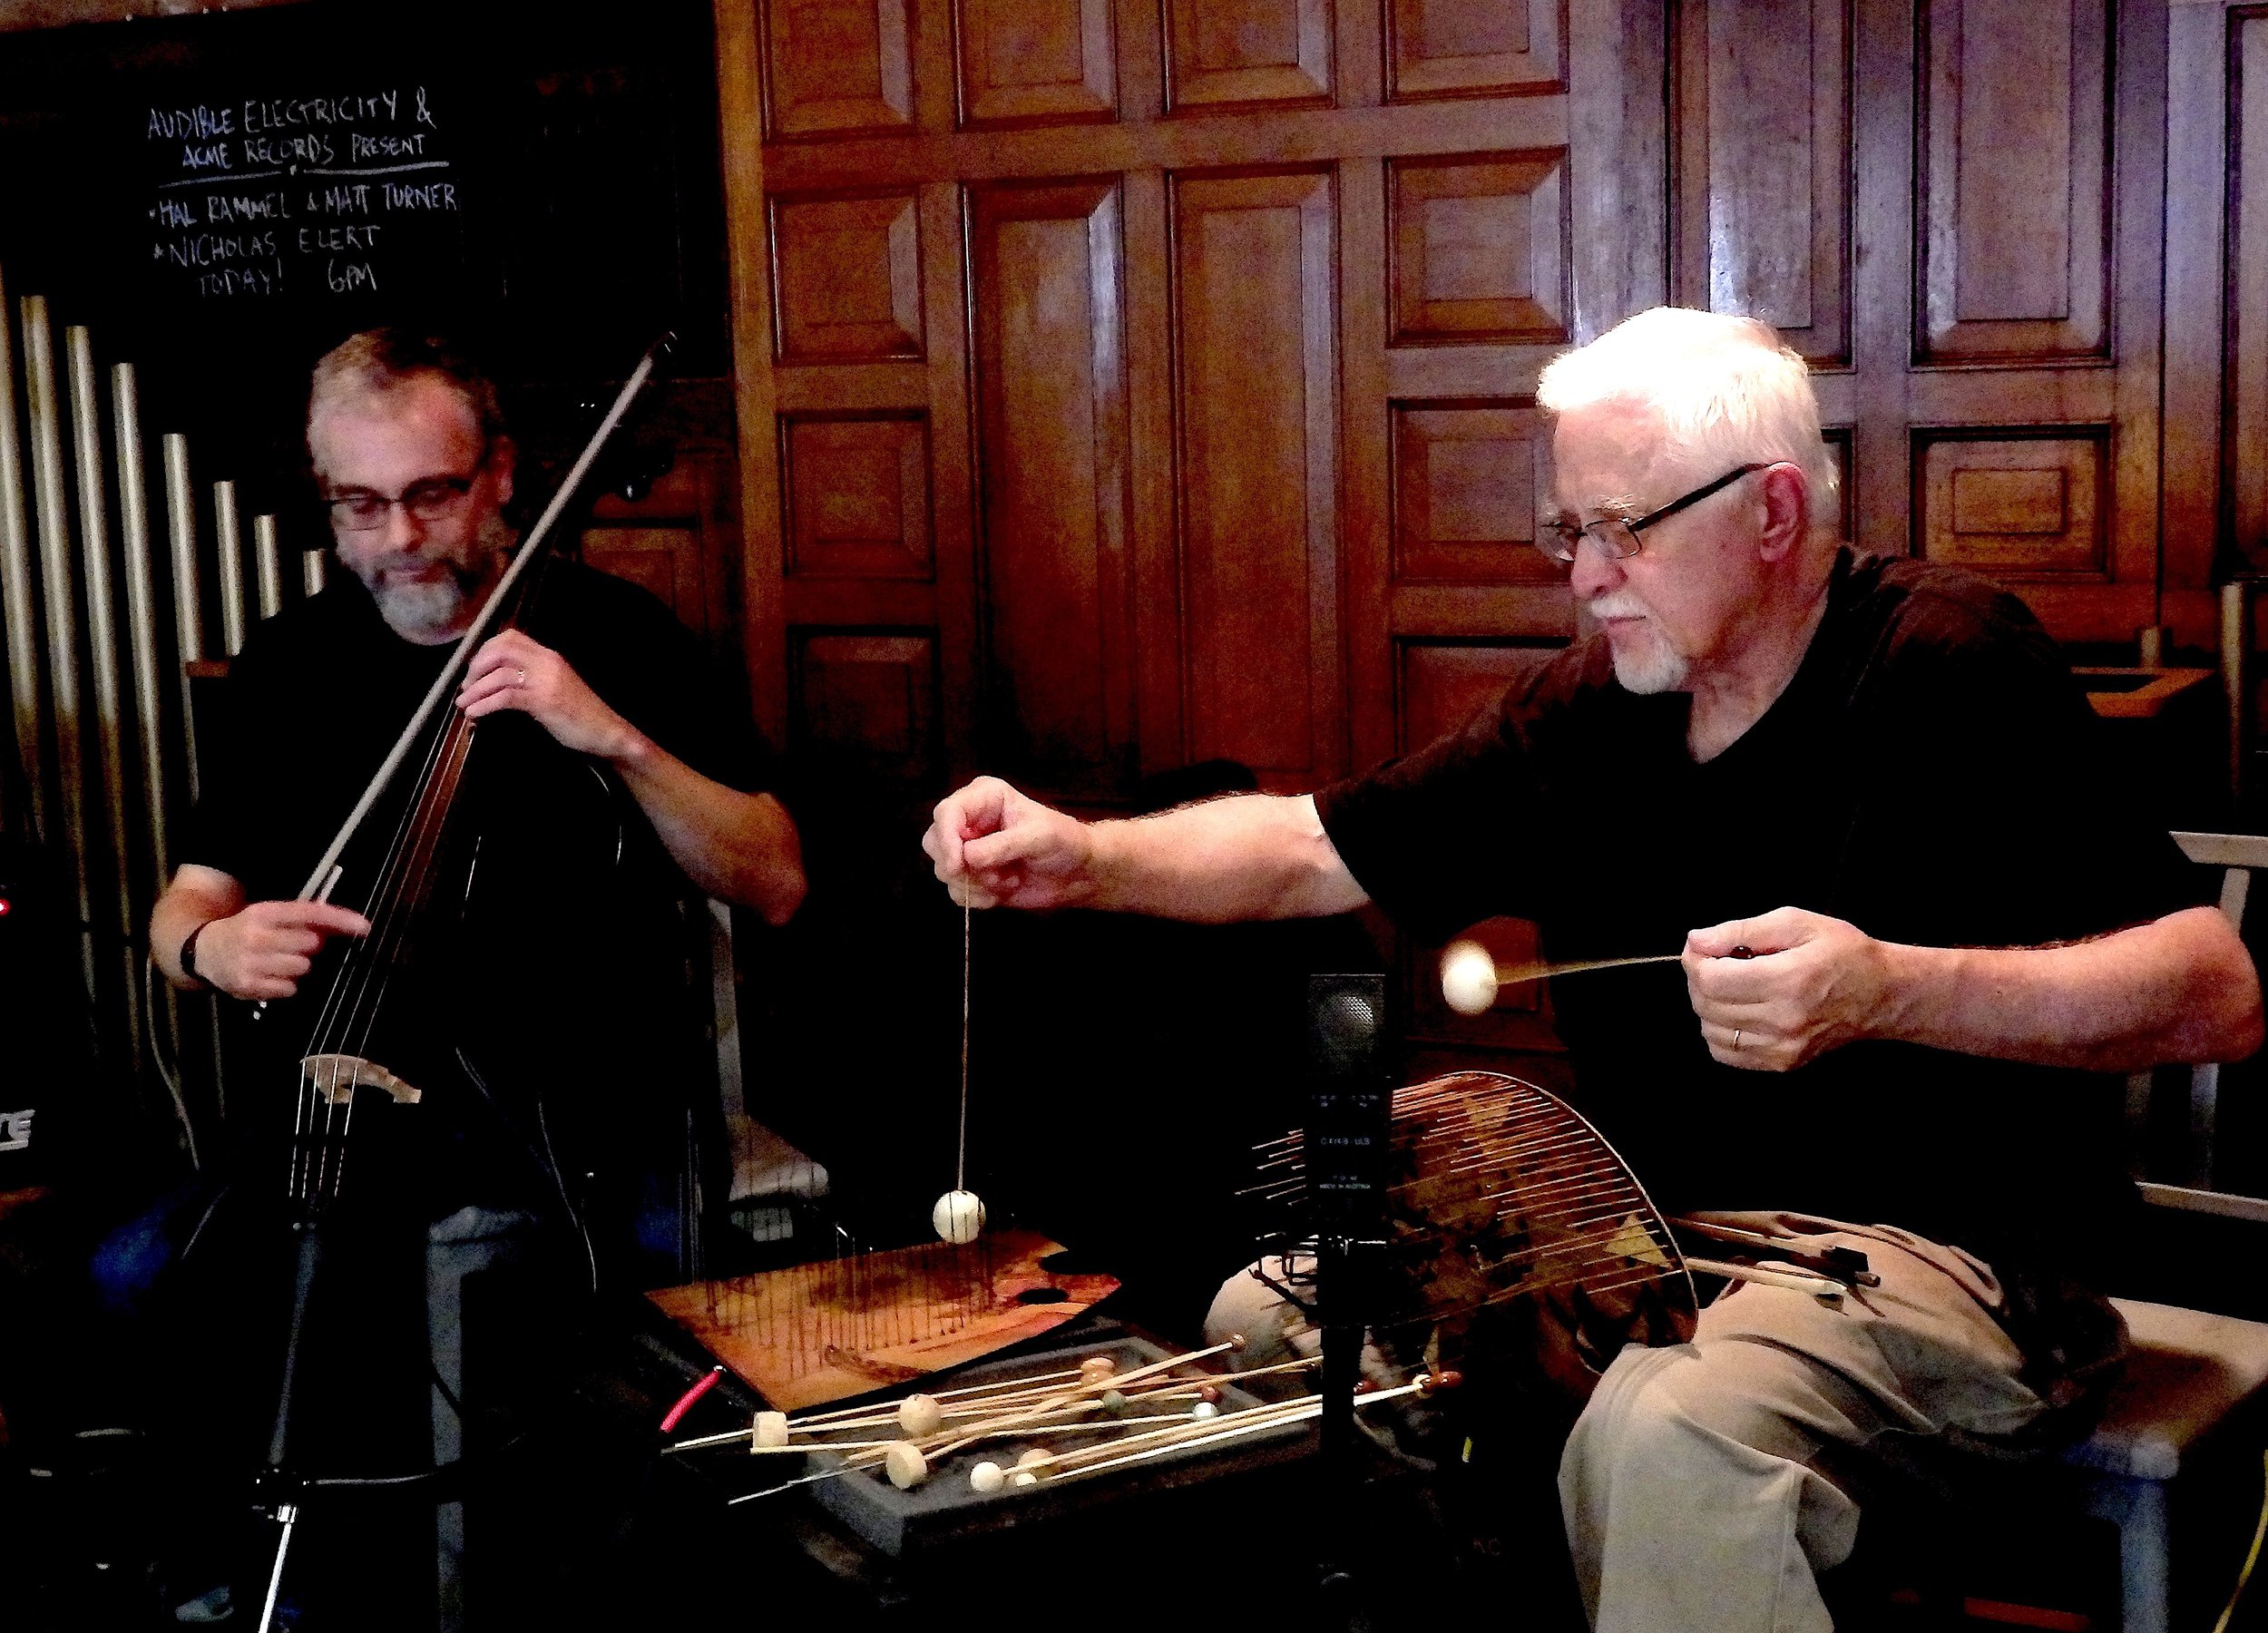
[1041,1375,1436,1481]
[1681,1256,1848,1298]
[784,1363,1090,1429]
[830,1354,1317,1447]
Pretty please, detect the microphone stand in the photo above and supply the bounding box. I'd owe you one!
[1301,974,1393,1631]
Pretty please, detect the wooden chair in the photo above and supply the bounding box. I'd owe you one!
[2063,831,2268,1633]
[1847,833,2268,1633]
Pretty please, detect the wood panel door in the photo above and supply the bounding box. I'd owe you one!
[1677,0,2177,650]
[715,1,2217,1068]
[715,0,1667,816]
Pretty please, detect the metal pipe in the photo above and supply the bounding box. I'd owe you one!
[169,434,221,1119]
[302,548,327,597]
[0,268,43,841]
[115,362,170,889]
[165,431,225,1125]
[2224,581,2251,807]
[215,479,245,655]
[253,512,282,622]
[162,433,203,805]
[68,325,141,1062]
[21,296,94,993]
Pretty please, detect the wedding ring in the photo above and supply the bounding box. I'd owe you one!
[1732,1028,1743,1051]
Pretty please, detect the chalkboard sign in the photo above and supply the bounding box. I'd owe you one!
[0,0,727,522]
[142,82,467,306]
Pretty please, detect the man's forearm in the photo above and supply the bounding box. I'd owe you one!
[1873,905,2263,1071]
[150,871,244,988]
[1081,794,1368,923]
[611,733,807,925]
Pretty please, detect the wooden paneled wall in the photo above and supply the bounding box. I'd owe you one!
[715,0,2267,1047]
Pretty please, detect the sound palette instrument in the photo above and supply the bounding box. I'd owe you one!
[666,1335,1457,1557]
[699,1335,1316,1555]
[1245,1071,1699,1401]
[645,1228,1119,1411]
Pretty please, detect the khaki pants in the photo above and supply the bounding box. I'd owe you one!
[1207,1214,2109,1633]
[1561,1213,2098,1633]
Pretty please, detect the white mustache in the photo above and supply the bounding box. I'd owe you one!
[1584,592,1653,621]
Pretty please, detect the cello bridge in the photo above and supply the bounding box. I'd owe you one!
[299,1053,423,1106]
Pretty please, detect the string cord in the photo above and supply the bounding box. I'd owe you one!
[955,901,971,1194]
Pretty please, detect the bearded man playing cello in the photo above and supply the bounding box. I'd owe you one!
[151,328,803,1266]
[924,308,2263,1632]
[128,329,803,1625]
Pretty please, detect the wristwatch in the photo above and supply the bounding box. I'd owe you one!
[180,919,212,990]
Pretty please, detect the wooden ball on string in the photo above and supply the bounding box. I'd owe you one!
[932,1188,986,1245]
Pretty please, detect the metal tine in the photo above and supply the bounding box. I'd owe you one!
[0,269,41,840]
[22,296,96,995]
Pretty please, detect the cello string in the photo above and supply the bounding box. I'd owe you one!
[304,698,463,1058]
[333,714,476,1069]
[326,717,481,1206]
[304,710,475,1211]
[309,709,471,1208]
[291,691,467,1209]
[331,544,565,1094]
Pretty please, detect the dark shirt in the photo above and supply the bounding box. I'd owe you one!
[1315,548,2205,1266]
[186,559,771,1221]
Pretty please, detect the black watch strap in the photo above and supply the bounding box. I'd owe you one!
[181,919,212,989]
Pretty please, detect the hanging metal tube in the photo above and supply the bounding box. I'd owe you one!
[115,362,170,890]
[0,269,42,841]
[68,325,142,1061]
[162,433,204,805]
[302,548,327,597]
[253,513,283,620]
[22,296,93,993]
[2224,581,2251,805]
[215,479,245,656]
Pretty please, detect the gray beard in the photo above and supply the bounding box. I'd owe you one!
[355,515,514,644]
[370,572,477,643]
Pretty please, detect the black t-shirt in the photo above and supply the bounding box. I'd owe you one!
[186,559,771,1217]
[1315,548,2205,1266]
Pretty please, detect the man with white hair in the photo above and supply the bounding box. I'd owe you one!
[924,308,2262,1629]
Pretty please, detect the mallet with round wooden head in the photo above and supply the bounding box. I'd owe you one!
[1439,939,1755,1015]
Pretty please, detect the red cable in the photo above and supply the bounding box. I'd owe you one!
[660,1364,726,1433]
